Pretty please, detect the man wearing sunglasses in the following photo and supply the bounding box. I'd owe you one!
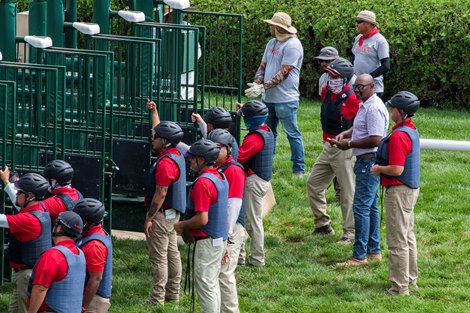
[352,10,390,97]
[332,74,389,266]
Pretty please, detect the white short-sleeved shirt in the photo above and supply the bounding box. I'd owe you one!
[261,37,303,103]
[352,33,389,93]
[351,94,389,156]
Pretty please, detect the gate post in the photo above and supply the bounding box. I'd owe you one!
[0,0,17,62]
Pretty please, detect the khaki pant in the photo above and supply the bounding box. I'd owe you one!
[146,210,181,304]
[244,174,270,266]
[194,238,226,313]
[9,268,32,313]
[307,143,356,239]
[385,185,419,289]
[86,294,111,313]
[219,222,245,313]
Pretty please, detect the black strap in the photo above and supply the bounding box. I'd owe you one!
[183,242,196,313]
[379,185,385,225]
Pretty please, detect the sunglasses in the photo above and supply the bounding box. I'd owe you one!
[356,20,367,24]
[353,83,372,90]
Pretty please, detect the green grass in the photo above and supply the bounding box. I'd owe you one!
[1,100,469,312]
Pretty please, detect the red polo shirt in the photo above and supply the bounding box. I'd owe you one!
[7,203,46,268]
[81,225,108,273]
[380,119,416,186]
[220,156,246,198]
[29,239,80,312]
[189,167,221,238]
[41,187,82,224]
[238,125,269,176]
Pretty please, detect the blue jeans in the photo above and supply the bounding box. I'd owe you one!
[265,101,305,174]
[352,157,381,260]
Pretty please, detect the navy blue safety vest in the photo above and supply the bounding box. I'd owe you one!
[230,136,239,161]
[243,127,274,181]
[9,209,52,267]
[320,88,354,135]
[145,152,186,213]
[376,125,420,189]
[78,232,113,298]
[186,172,229,240]
[31,245,86,313]
[55,189,84,211]
[219,161,245,227]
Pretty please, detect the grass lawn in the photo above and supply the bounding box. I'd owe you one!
[1,99,469,312]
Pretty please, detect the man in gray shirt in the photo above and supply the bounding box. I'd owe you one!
[352,10,390,95]
[332,74,389,266]
[245,12,305,176]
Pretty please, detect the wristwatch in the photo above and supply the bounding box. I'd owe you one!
[347,140,352,148]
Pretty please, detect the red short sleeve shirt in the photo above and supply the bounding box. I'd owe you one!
[41,187,82,224]
[189,167,221,237]
[81,225,108,273]
[155,148,181,187]
[380,119,416,186]
[7,203,45,242]
[221,156,246,198]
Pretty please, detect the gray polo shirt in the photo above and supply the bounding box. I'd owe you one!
[351,94,389,156]
[352,33,389,93]
[261,37,303,103]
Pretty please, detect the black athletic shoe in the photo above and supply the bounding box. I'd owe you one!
[312,224,335,235]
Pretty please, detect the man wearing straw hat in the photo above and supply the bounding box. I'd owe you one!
[352,10,390,96]
[245,12,305,177]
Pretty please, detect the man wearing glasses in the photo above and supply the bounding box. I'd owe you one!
[352,10,390,97]
[332,74,389,266]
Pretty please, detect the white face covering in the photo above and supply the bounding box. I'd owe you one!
[328,78,344,94]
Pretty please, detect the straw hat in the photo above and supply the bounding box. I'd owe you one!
[264,12,297,34]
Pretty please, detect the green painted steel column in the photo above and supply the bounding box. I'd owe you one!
[47,0,65,47]
[132,0,154,21]
[28,0,47,36]
[65,0,77,48]
[0,0,17,62]
[93,0,110,34]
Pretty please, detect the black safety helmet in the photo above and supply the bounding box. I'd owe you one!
[42,160,74,185]
[386,91,420,117]
[238,100,268,118]
[14,173,50,200]
[207,129,233,147]
[152,121,184,146]
[204,107,233,129]
[326,57,355,81]
[186,138,220,165]
[73,198,105,225]
[55,211,83,239]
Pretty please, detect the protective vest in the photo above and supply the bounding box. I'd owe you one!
[55,189,84,211]
[186,172,229,240]
[230,136,239,161]
[219,161,245,227]
[9,209,52,267]
[44,246,86,313]
[78,232,113,298]
[320,88,354,135]
[145,152,186,213]
[243,127,274,181]
[376,126,420,188]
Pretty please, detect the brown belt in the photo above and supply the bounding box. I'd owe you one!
[356,153,376,159]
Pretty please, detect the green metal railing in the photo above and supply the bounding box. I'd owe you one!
[183,11,243,111]
[135,22,201,131]
[0,79,16,286]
